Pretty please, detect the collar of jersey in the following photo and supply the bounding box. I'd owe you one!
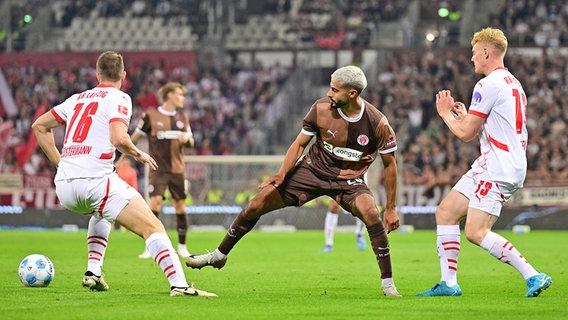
[158,106,176,116]
[337,100,365,122]
[96,83,116,88]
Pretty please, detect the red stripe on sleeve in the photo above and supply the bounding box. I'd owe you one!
[468,109,488,119]
[50,109,66,124]
[110,118,128,125]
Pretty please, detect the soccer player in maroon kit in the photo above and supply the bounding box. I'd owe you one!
[186,65,402,296]
[130,82,194,259]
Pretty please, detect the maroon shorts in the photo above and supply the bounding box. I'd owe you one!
[148,172,186,200]
[276,161,373,213]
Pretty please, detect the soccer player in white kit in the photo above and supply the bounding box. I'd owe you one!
[32,51,215,297]
[417,28,552,297]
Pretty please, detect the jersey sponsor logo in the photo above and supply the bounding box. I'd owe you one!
[118,105,128,115]
[472,92,482,105]
[323,141,363,161]
[357,134,369,146]
[157,130,182,139]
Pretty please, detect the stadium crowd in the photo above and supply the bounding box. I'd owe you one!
[1,0,568,189]
[491,0,568,47]
[374,47,568,187]
[0,56,292,175]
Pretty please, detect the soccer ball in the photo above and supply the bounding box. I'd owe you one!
[18,254,55,287]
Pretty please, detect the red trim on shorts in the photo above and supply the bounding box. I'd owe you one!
[97,178,111,216]
[488,135,509,152]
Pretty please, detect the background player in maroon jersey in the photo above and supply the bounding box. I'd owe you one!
[186,66,402,296]
[129,82,195,259]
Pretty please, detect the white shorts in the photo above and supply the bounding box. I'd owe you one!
[55,173,141,223]
[453,169,519,217]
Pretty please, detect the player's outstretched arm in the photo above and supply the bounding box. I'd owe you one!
[380,151,399,233]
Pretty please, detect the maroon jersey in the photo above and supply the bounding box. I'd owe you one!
[301,97,397,180]
[137,107,190,174]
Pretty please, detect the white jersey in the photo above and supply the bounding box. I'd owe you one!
[468,67,527,187]
[51,84,132,181]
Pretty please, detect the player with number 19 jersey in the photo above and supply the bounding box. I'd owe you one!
[468,68,527,187]
[50,84,132,181]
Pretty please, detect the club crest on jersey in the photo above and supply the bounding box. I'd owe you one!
[472,92,482,105]
[176,120,184,129]
[386,134,396,147]
[357,134,369,146]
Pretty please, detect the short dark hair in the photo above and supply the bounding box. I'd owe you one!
[96,51,124,82]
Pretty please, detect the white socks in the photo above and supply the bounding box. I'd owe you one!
[436,225,461,287]
[480,231,539,280]
[436,226,540,285]
[146,233,189,288]
[324,212,338,246]
[355,218,365,236]
[87,216,111,276]
[381,277,394,287]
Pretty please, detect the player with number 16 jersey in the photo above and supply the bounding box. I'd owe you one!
[32,51,216,297]
[51,84,132,181]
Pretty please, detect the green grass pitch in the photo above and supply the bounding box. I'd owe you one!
[1,229,565,319]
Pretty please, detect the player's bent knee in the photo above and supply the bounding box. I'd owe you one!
[435,206,459,225]
[463,227,485,245]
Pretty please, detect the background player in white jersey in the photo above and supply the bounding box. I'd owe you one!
[32,51,215,297]
[417,28,551,297]
[321,198,366,252]
[322,172,374,252]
